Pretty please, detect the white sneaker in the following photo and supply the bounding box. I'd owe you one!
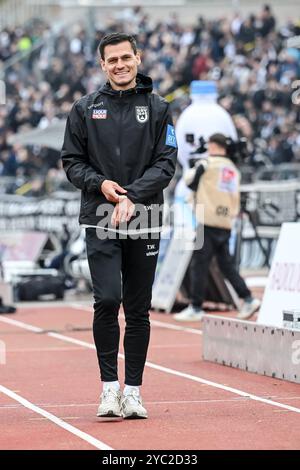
[121,389,148,419]
[97,387,122,417]
[237,298,261,320]
[173,305,205,322]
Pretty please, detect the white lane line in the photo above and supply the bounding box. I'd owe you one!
[245,276,268,288]
[151,319,202,335]
[0,385,113,450]
[1,316,300,415]
[150,343,200,349]
[70,304,203,335]
[48,332,95,349]
[29,416,81,421]
[0,317,43,333]
[7,347,85,352]
[1,396,300,411]
[142,361,300,414]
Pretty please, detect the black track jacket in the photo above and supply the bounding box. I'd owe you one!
[61,73,177,231]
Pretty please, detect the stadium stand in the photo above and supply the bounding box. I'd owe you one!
[0,3,299,196]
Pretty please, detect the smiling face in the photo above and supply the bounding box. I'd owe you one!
[100,41,141,91]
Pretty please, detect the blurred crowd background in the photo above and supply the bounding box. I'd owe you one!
[0,2,300,196]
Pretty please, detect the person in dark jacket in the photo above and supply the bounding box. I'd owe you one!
[61,32,177,419]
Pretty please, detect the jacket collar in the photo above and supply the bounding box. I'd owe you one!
[99,73,153,96]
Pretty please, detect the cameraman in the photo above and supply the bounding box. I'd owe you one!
[174,133,260,322]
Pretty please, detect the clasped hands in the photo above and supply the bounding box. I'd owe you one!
[101,180,135,227]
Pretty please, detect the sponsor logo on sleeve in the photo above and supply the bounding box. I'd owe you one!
[165,124,177,148]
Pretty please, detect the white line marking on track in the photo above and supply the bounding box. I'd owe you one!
[0,385,113,450]
[7,347,85,352]
[1,315,300,415]
[1,396,300,411]
[151,319,202,335]
[150,343,200,349]
[70,304,203,335]
[48,332,95,349]
[0,317,42,333]
[245,276,268,288]
[29,416,81,421]
[142,361,300,414]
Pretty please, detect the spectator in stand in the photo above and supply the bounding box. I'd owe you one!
[259,4,276,37]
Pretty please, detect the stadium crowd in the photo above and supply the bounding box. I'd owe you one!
[0,4,300,195]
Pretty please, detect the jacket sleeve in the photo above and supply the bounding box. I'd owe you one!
[124,101,177,203]
[61,102,106,192]
[184,159,207,191]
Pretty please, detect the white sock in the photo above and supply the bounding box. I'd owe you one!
[103,381,120,392]
[123,385,140,396]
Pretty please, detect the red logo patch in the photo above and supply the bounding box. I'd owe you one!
[92,109,107,119]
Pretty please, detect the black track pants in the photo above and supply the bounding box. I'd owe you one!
[191,225,251,308]
[85,228,160,386]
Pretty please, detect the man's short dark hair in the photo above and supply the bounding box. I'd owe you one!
[99,33,137,60]
[208,133,228,150]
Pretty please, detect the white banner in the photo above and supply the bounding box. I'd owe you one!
[0,194,80,234]
[258,222,300,327]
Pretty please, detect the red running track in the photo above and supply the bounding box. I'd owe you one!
[0,303,300,450]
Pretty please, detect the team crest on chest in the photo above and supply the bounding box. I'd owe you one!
[135,106,148,124]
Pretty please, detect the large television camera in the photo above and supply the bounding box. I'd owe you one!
[185,134,248,166]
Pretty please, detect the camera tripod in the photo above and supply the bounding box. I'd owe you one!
[234,198,271,270]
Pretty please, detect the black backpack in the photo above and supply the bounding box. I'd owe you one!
[17,275,65,301]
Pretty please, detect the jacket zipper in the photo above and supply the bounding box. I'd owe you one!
[117,91,124,185]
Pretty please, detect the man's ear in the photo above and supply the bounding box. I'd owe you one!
[136,52,141,66]
[100,58,106,72]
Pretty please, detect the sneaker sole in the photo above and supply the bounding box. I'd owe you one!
[97,411,122,418]
[122,412,148,419]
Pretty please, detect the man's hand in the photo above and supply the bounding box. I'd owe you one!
[101,180,127,203]
[111,197,135,227]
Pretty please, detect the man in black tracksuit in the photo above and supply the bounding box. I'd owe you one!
[61,33,177,419]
